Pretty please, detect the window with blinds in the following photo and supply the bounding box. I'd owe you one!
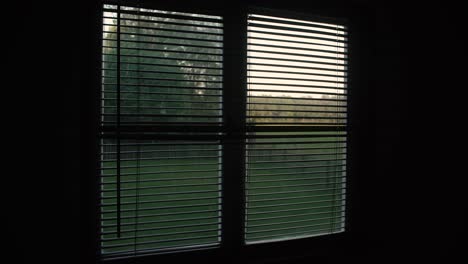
[245,14,347,243]
[100,4,223,259]
[98,2,349,261]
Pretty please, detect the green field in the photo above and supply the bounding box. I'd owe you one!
[99,133,346,255]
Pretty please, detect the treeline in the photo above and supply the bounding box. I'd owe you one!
[101,12,346,125]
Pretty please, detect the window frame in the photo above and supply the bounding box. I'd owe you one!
[83,1,358,263]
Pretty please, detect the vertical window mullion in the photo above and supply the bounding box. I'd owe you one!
[220,7,248,253]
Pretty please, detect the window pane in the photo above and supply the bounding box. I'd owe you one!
[100,5,223,259]
[245,13,348,243]
[101,5,223,128]
[100,139,222,256]
[245,133,346,243]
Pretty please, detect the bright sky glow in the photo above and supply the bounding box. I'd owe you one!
[102,7,348,100]
[247,15,347,99]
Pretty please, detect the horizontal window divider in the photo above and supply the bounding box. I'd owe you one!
[101,182,222,192]
[246,220,343,235]
[100,215,220,228]
[101,223,218,241]
[248,48,348,61]
[246,126,346,134]
[246,215,343,229]
[103,52,223,63]
[247,187,346,197]
[248,169,347,178]
[101,168,221,177]
[249,36,344,50]
[102,208,221,221]
[247,55,345,67]
[104,7,223,24]
[100,195,220,207]
[247,75,346,84]
[247,198,346,210]
[102,60,222,70]
[247,209,346,223]
[248,29,347,44]
[246,180,346,190]
[246,204,344,216]
[100,190,221,200]
[248,192,344,203]
[248,62,345,73]
[101,202,222,214]
[101,234,221,250]
[103,17,223,30]
[247,22,346,37]
[102,68,223,77]
[248,15,347,32]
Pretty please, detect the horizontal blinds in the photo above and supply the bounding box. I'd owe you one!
[101,4,223,130]
[246,14,347,127]
[100,4,223,259]
[245,14,348,243]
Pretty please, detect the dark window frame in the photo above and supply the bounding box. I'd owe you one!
[82,1,362,263]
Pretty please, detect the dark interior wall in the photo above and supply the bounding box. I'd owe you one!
[365,3,466,262]
[4,1,466,263]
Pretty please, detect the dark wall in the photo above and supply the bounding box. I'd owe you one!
[369,3,466,262]
[4,1,465,263]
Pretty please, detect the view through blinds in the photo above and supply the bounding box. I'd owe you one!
[99,3,349,259]
[245,14,348,243]
[100,4,223,259]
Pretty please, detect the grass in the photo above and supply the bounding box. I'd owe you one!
[99,134,346,255]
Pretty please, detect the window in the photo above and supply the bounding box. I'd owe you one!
[245,14,347,243]
[99,2,348,261]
